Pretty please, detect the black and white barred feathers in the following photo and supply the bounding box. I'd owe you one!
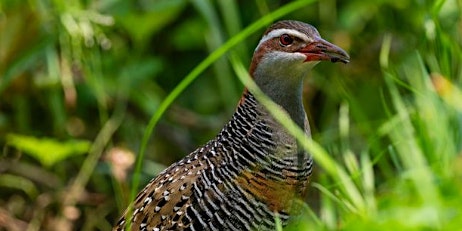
[114,92,313,231]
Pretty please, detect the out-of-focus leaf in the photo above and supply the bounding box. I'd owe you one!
[0,174,38,198]
[116,0,187,47]
[6,134,91,167]
[431,73,462,112]
[171,18,207,50]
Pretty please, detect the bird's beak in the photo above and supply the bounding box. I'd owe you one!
[299,37,350,64]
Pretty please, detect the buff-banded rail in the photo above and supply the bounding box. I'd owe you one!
[114,20,350,231]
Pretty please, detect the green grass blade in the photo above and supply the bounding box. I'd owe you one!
[229,53,366,216]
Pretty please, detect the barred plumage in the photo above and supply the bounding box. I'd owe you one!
[114,20,349,231]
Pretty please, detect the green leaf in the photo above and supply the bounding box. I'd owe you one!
[6,134,91,167]
[116,0,187,47]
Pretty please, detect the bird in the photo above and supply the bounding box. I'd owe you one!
[113,20,349,231]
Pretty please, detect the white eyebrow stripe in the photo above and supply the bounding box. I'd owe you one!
[255,28,311,51]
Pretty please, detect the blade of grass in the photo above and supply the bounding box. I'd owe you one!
[191,0,238,110]
[229,53,366,215]
[59,82,127,228]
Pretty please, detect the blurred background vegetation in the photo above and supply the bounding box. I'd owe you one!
[0,0,461,230]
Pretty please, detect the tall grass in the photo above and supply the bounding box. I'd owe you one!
[1,0,461,230]
[128,0,462,229]
[283,12,461,231]
[229,1,462,230]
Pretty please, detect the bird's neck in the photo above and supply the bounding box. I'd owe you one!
[251,72,307,129]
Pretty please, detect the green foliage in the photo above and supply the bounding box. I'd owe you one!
[0,174,38,199]
[116,0,188,47]
[284,1,462,228]
[6,134,91,167]
[0,0,461,230]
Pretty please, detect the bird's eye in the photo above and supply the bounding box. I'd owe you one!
[279,34,294,46]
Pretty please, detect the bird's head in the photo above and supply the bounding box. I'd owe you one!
[250,20,350,84]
